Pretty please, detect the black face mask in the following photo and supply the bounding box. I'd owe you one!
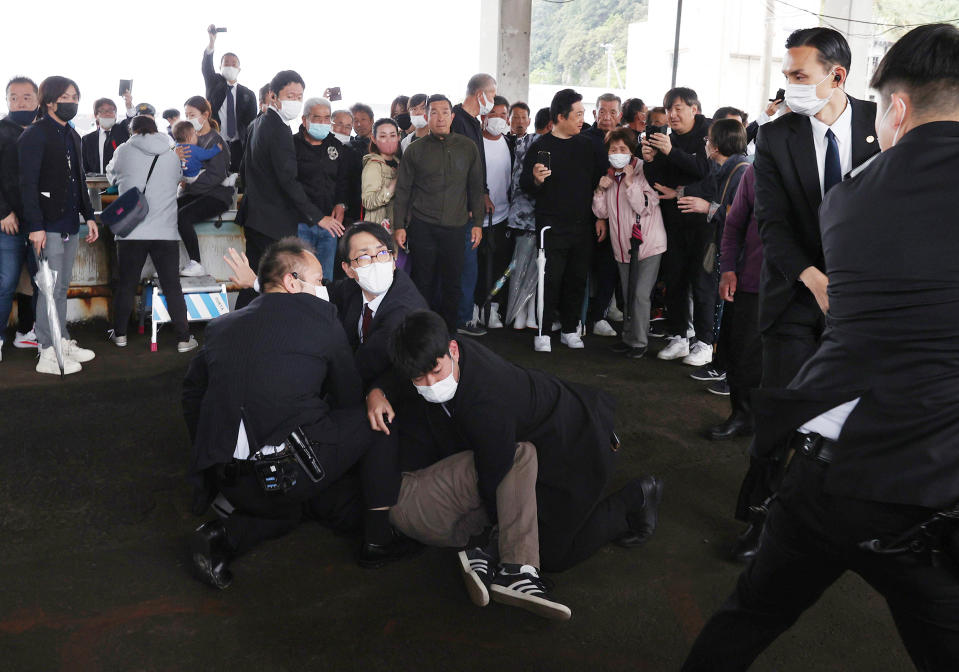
[9,109,37,126]
[394,113,411,130]
[54,102,78,122]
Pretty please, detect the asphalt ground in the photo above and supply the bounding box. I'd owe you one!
[0,319,910,671]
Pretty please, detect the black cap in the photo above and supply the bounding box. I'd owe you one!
[135,103,156,117]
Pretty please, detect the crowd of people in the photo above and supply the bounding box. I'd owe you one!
[2,19,959,666]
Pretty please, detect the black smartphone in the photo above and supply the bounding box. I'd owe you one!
[645,124,668,139]
[771,88,785,102]
[537,150,551,170]
[119,79,133,96]
[327,87,342,102]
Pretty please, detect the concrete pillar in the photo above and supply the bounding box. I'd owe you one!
[821,0,874,99]
[487,0,533,106]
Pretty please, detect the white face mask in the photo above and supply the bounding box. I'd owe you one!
[415,367,458,404]
[98,115,116,130]
[332,131,351,144]
[221,66,240,82]
[609,153,630,170]
[410,114,428,129]
[784,69,837,117]
[298,278,329,301]
[354,260,395,295]
[485,117,508,136]
[188,116,204,132]
[878,97,906,151]
[278,99,302,121]
[478,92,494,116]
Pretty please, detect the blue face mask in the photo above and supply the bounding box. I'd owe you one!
[8,109,37,126]
[308,123,331,140]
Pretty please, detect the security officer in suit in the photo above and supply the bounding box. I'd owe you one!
[80,98,130,174]
[732,27,879,561]
[202,25,257,172]
[235,70,345,310]
[183,238,412,590]
[683,23,959,670]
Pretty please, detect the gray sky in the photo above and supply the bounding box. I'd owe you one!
[4,1,484,131]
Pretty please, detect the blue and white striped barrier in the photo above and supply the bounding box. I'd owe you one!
[150,281,228,351]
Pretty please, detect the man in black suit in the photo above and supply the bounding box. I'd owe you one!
[80,98,130,174]
[183,238,412,589]
[683,24,959,669]
[202,25,257,172]
[235,70,345,310]
[731,27,880,561]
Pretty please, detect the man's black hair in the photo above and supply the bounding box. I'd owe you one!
[427,94,452,112]
[409,93,428,109]
[663,87,699,110]
[390,310,453,380]
[550,88,582,124]
[869,23,959,113]
[6,76,38,95]
[534,106,551,131]
[269,70,305,97]
[37,76,80,118]
[709,118,747,157]
[785,27,852,71]
[509,101,531,116]
[622,98,646,123]
[492,95,510,110]
[131,116,159,136]
[713,106,747,124]
[220,52,240,67]
[258,82,272,105]
[350,102,375,120]
[258,237,317,291]
[93,97,117,115]
[338,221,396,263]
[162,108,179,121]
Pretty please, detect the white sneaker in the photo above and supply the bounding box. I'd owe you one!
[62,338,95,363]
[606,300,624,323]
[592,319,618,337]
[14,329,39,348]
[487,303,504,329]
[682,340,714,367]
[686,326,696,339]
[36,345,81,375]
[108,330,128,348]
[178,335,199,353]
[560,331,585,349]
[180,260,206,277]
[534,335,552,352]
[657,336,690,360]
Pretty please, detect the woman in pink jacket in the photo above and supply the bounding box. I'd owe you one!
[592,128,666,358]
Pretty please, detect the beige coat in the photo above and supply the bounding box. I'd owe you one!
[361,153,398,226]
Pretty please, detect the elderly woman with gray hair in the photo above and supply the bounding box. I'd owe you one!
[293,96,349,279]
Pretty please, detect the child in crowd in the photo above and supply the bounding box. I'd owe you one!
[172,121,222,182]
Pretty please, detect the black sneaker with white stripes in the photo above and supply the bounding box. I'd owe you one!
[689,365,726,382]
[458,547,494,607]
[490,565,571,621]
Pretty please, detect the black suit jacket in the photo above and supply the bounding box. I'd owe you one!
[754,97,878,331]
[202,50,257,143]
[80,123,130,174]
[331,269,428,391]
[237,109,322,239]
[394,338,618,570]
[753,122,959,510]
[182,292,362,484]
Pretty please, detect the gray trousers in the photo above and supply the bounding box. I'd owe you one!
[389,442,540,567]
[618,251,662,348]
[34,233,78,348]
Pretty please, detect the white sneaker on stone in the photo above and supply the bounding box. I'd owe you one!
[487,303,504,329]
[606,305,624,322]
[560,331,585,349]
[62,338,95,363]
[657,336,690,360]
[36,345,81,375]
[592,319,618,337]
[534,335,551,352]
[178,335,199,353]
[180,260,206,277]
[682,340,713,366]
[14,329,39,348]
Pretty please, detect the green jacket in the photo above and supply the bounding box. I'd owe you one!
[393,132,484,230]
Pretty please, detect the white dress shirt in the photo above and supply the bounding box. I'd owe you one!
[98,128,109,173]
[808,97,853,196]
[358,292,387,342]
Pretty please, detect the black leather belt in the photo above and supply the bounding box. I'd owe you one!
[790,432,839,464]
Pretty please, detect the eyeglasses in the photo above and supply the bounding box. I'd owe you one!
[350,250,393,267]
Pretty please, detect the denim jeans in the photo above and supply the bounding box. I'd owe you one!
[297,223,337,281]
[0,229,27,336]
[458,224,478,327]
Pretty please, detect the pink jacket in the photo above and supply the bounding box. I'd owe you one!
[592,157,666,263]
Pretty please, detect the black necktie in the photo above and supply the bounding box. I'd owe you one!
[362,305,373,342]
[226,85,237,140]
[824,128,841,194]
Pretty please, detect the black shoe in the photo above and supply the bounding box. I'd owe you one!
[730,522,763,563]
[707,381,731,396]
[689,366,726,382]
[615,476,664,548]
[189,520,235,590]
[456,321,487,337]
[490,566,571,621]
[627,346,647,359]
[358,530,423,569]
[707,411,754,441]
[609,341,632,354]
[648,324,667,339]
[458,547,494,607]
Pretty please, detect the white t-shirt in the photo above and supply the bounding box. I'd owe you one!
[483,135,511,226]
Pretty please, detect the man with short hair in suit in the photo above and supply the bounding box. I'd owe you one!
[731,27,879,561]
[202,25,257,172]
[683,23,959,669]
[234,70,346,310]
[80,97,130,175]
